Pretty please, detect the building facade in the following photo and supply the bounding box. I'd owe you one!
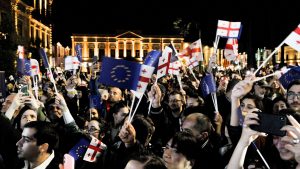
[71,31,185,63]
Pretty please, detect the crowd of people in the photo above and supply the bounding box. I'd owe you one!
[0,62,300,169]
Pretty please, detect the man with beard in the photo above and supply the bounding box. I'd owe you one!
[287,80,300,113]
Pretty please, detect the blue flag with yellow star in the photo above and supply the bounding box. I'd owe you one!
[69,138,90,161]
[98,57,141,90]
[17,59,31,76]
[144,50,161,67]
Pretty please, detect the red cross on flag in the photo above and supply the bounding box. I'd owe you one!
[132,64,155,98]
[216,20,241,38]
[157,46,172,79]
[178,39,203,61]
[30,59,40,76]
[224,38,239,61]
[65,56,80,70]
[284,24,300,52]
[83,136,107,162]
[187,56,199,69]
[168,60,182,75]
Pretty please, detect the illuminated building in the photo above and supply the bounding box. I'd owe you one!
[0,0,53,63]
[71,31,184,63]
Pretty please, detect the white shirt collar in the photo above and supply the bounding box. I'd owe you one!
[23,150,55,169]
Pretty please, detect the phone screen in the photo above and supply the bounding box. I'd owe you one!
[20,85,29,96]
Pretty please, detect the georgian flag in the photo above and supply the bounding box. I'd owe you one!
[157,46,172,79]
[178,39,203,61]
[168,60,182,75]
[83,136,107,162]
[284,24,300,52]
[65,56,80,71]
[30,59,40,76]
[187,56,199,69]
[224,38,239,61]
[132,64,155,98]
[216,20,241,38]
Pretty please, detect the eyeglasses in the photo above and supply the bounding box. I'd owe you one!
[287,92,300,100]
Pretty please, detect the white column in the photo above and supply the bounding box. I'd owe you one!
[116,40,119,59]
[140,40,143,58]
[132,40,135,57]
[94,42,98,56]
[124,40,126,57]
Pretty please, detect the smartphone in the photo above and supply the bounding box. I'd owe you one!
[250,113,287,137]
[20,85,29,96]
[63,154,75,169]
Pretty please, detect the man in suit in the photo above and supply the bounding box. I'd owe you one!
[16,121,60,169]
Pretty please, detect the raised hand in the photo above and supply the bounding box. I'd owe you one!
[118,121,136,147]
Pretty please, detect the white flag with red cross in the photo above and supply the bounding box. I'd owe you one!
[83,136,107,162]
[216,20,241,38]
[65,56,80,71]
[224,38,239,61]
[157,46,172,79]
[168,60,182,75]
[284,24,300,52]
[132,64,155,98]
[178,39,203,61]
[30,59,40,76]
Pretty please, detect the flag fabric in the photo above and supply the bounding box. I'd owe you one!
[279,66,300,89]
[30,59,40,76]
[65,56,80,71]
[178,39,203,61]
[69,138,90,161]
[83,136,107,162]
[284,24,300,52]
[75,44,82,62]
[98,57,141,90]
[39,48,50,68]
[18,45,25,59]
[200,73,217,97]
[168,44,179,63]
[216,20,241,38]
[224,38,239,61]
[89,94,102,109]
[17,59,31,76]
[187,56,199,69]
[135,64,155,95]
[168,60,182,75]
[144,50,161,67]
[157,46,172,79]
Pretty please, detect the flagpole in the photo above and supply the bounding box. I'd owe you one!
[253,41,285,75]
[128,95,136,122]
[129,96,143,123]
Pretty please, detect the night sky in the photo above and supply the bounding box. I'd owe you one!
[52,0,300,56]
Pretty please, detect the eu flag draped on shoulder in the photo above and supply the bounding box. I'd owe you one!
[98,57,141,90]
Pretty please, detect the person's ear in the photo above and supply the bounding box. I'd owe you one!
[39,143,49,153]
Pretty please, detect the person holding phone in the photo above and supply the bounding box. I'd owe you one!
[227,108,300,169]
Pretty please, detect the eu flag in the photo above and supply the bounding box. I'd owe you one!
[98,57,141,90]
[17,59,31,76]
[279,66,300,88]
[69,138,90,161]
[39,48,49,68]
[75,44,82,62]
[144,50,161,67]
[200,73,217,97]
